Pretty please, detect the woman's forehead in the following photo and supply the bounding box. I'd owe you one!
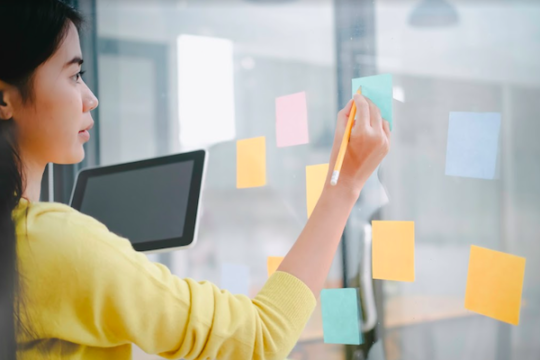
[52,22,82,68]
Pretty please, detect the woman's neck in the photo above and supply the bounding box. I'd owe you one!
[21,156,45,202]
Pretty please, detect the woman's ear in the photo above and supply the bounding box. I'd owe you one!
[0,85,15,121]
[0,91,7,106]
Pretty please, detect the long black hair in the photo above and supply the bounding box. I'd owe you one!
[0,1,83,358]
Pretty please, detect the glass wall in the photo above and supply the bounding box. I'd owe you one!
[95,0,341,359]
[372,1,540,360]
[91,0,540,359]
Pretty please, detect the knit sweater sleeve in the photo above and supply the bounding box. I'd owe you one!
[41,209,316,360]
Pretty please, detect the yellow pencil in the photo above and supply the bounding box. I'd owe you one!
[330,87,362,186]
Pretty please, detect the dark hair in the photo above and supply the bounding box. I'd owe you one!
[0,1,83,358]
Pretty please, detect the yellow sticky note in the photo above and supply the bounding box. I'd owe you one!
[372,221,415,282]
[267,256,284,277]
[237,137,266,188]
[465,245,526,325]
[306,164,328,218]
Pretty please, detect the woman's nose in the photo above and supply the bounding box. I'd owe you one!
[85,92,99,112]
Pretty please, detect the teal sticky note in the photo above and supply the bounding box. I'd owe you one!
[321,288,363,345]
[445,112,501,180]
[352,74,393,130]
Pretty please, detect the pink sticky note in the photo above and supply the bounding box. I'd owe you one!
[276,92,309,147]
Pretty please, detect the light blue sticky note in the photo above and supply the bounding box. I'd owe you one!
[352,74,393,130]
[221,263,250,296]
[445,112,501,180]
[321,288,363,345]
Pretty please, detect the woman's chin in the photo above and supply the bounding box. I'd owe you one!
[56,148,85,165]
[74,147,85,163]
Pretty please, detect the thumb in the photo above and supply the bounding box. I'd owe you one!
[336,99,354,136]
[329,99,354,176]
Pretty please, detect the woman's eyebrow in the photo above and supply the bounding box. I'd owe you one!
[64,56,84,68]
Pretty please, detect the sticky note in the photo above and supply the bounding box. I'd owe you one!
[306,164,328,218]
[276,91,309,147]
[445,112,501,180]
[465,245,526,325]
[372,221,415,282]
[267,256,284,277]
[221,263,250,296]
[237,136,266,188]
[351,74,393,130]
[321,288,363,345]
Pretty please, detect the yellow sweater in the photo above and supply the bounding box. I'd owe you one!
[12,198,316,359]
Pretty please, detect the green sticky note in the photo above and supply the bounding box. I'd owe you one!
[352,74,393,130]
[321,288,363,345]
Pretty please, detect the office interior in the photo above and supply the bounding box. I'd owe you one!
[42,0,540,359]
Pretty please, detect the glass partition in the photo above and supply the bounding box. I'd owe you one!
[92,0,540,359]
[95,0,341,359]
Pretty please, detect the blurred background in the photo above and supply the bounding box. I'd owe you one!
[42,0,540,359]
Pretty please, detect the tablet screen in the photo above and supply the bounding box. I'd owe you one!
[79,160,194,244]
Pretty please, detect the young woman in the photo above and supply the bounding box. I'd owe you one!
[0,1,390,359]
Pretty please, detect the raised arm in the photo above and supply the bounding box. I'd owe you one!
[279,94,391,296]
[35,210,315,360]
[31,94,389,360]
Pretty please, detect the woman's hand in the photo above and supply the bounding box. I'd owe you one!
[278,94,391,295]
[326,93,391,197]
[278,94,391,296]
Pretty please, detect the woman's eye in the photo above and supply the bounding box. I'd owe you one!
[73,70,86,81]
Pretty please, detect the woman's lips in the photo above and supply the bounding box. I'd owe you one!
[79,130,90,139]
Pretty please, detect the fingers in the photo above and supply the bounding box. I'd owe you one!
[334,99,353,135]
[365,97,382,129]
[338,99,354,121]
[352,93,370,132]
[382,119,391,139]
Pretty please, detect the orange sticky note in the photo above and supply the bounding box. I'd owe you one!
[465,245,526,325]
[306,164,328,218]
[237,137,266,188]
[267,256,284,277]
[372,221,415,282]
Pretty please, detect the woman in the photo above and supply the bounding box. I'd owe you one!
[0,1,390,359]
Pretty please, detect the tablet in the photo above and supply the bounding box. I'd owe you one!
[70,150,206,252]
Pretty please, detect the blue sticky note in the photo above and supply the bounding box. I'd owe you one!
[445,112,501,180]
[321,288,363,345]
[221,263,250,296]
[352,74,393,130]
